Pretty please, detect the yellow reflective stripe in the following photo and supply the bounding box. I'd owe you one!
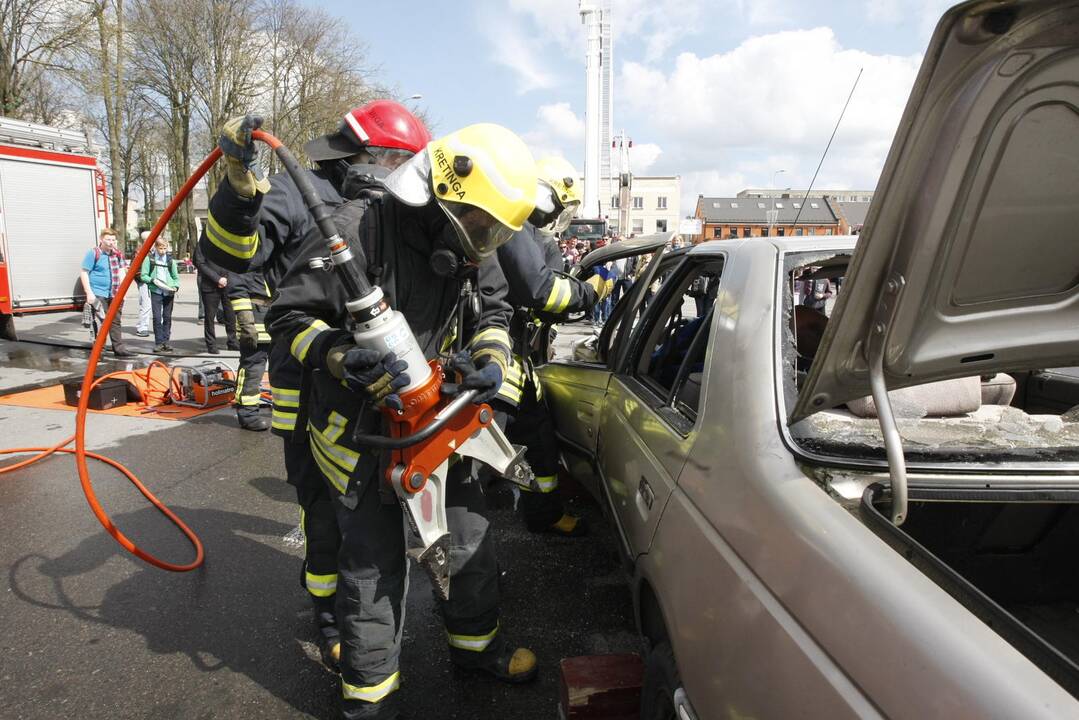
[543,277,572,313]
[310,437,350,495]
[446,622,499,652]
[305,571,338,598]
[290,320,331,363]
[325,411,348,444]
[535,474,558,493]
[271,386,300,407]
[312,423,360,467]
[470,326,510,349]
[230,297,254,312]
[271,408,297,431]
[255,322,271,344]
[206,212,259,260]
[342,672,401,703]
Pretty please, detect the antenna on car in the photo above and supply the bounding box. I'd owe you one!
[791,68,863,228]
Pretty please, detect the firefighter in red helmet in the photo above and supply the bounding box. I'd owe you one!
[199,100,431,670]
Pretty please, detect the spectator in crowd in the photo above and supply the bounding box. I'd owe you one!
[800,273,833,312]
[134,231,152,337]
[79,228,133,358]
[140,237,180,353]
[193,242,239,355]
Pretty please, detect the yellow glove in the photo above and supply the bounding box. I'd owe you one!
[585,274,609,302]
[219,115,271,198]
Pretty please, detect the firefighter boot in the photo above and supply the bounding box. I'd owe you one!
[548,512,588,538]
[237,407,270,431]
[452,644,539,684]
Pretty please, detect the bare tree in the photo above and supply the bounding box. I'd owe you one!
[192,0,261,195]
[258,0,383,172]
[0,0,93,118]
[128,0,200,254]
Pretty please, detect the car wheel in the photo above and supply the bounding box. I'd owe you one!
[640,641,680,720]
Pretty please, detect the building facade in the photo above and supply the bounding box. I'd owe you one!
[737,188,876,203]
[694,195,840,241]
[593,175,681,236]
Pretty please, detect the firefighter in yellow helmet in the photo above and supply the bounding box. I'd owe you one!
[267,123,538,720]
[481,156,606,536]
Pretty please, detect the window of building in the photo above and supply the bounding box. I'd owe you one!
[777,227,785,236]
[795,228,804,236]
[757,202,766,209]
[633,196,644,210]
[609,221,619,233]
[810,202,819,209]
[632,218,644,233]
[712,202,721,208]
[713,227,723,238]
[655,219,667,232]
[776,202,784,209]
[825,229,833,235]
[761,227,770,237]
[730,202,738,208]
[793,202,801,209]
[743,226,751,237]
[729,227,739,238]
[657,196,668,210]
[611,195,620,209]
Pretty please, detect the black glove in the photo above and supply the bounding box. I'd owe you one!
[442,350,503,404]
[335,347,410,410]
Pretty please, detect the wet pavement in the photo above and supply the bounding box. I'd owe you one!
[0,307,637,719]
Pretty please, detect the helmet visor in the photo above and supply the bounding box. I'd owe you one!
[549,200,580,234]
[383,149,434,206]
[366,146,415,170]
[439,199,515,262]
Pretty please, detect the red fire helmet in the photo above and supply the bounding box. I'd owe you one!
[304,100,432,162]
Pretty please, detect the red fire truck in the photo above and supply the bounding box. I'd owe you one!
[0,117,109,340]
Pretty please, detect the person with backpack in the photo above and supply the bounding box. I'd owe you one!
[139,237,180,353]
[79,228,133,358]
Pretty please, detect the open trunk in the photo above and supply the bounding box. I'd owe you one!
[862,486,1079,698]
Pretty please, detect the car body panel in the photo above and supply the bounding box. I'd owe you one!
[795,0,1079,421]
[575,232,673,272]
[542,237,1079,717]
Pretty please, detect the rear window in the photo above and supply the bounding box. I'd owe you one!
[781,252,1079,463]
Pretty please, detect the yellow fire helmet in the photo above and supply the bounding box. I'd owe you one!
[530,156,581,234]
[383,122,537,262]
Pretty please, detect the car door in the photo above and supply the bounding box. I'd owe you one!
[598,255,723,557]
[537,234,671,496]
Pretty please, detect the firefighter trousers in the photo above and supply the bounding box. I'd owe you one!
[497,382,563,530]
[233,299,269,417]
[335,460,502,718]
[285,437,340,645]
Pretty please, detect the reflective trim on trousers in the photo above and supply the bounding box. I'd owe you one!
[255,322,271,344]
[206,212,258,261]
[235,368,261,407]
[230,297,254,312]
[446,622,499,652]
[325,411,348,444]
[309,423,358,495]
[342,671,401,703]
[271,386,300,407]
[271,408,297,432]
[520,474,558,493]
[305,570,338,598]
[290,320,330,363]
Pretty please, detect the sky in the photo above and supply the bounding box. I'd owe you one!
[311,0,958,216]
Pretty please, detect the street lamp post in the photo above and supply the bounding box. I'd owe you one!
[768,169,786,233]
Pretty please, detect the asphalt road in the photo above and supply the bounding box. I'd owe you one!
[0,298,636,719]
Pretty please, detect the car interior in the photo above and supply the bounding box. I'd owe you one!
[784,252,1079,463]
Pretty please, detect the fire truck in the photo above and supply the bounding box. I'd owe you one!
[0,116,109,340]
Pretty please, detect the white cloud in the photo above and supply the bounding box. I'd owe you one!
[619,27,921,213]
[522,102,586,165]
[480,11,559,94]
[628,142,662,174]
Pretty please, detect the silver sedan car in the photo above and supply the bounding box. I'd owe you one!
[539,1,1079,716]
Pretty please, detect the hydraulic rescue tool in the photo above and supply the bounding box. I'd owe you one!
[267,136,537,600]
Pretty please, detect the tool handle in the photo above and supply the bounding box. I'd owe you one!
[352,389,478,449]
